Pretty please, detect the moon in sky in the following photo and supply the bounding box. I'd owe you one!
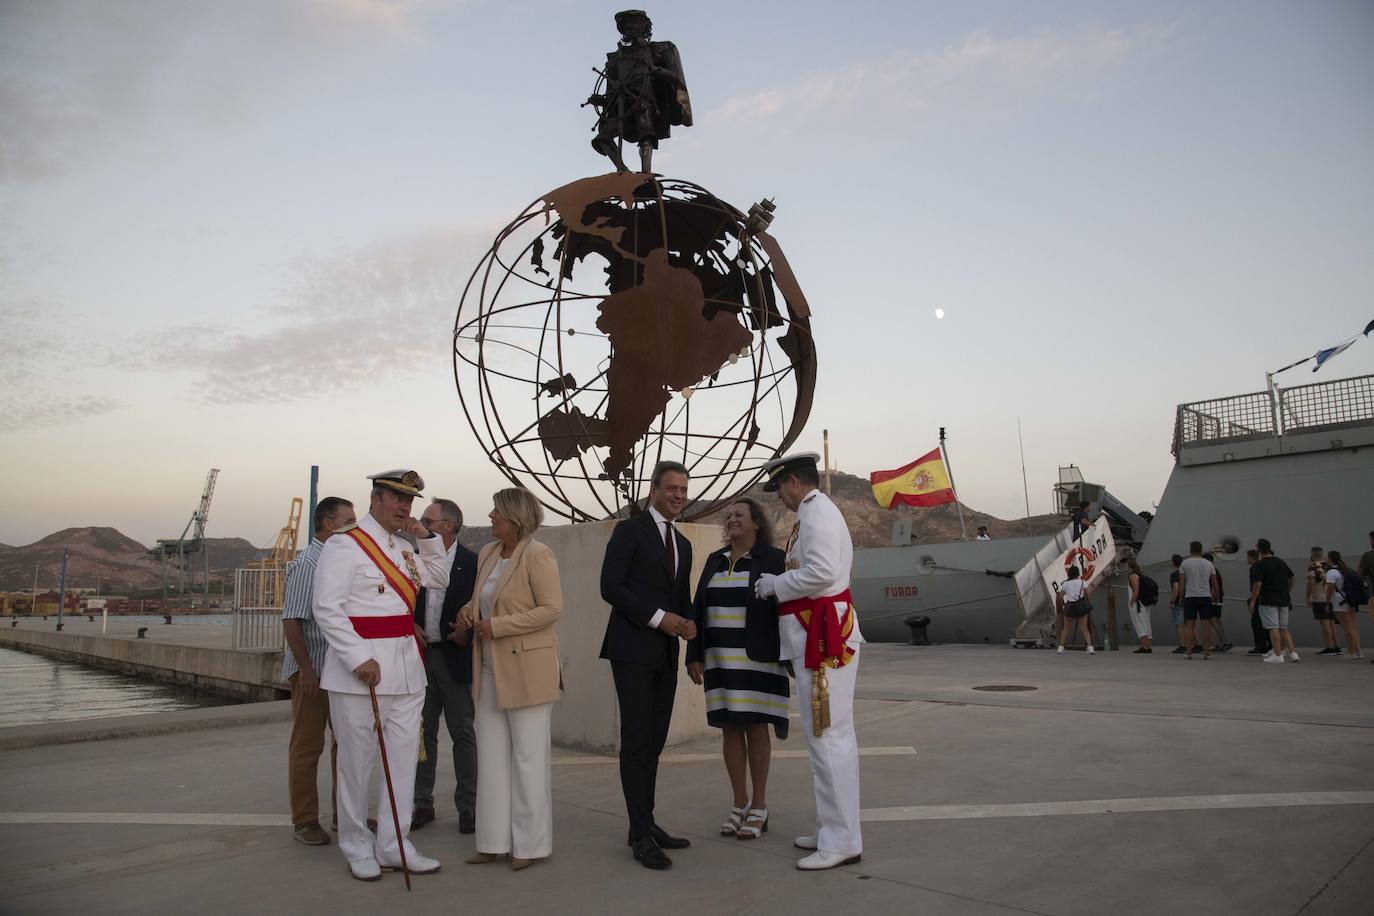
[934,307,945,320]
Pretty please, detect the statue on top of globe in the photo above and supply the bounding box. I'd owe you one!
[453,9,816,523]
[585,9,692,174]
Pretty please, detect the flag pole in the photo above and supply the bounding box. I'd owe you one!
[823,429,832,495]
[1017,417,1032,536]
[938,427,968,540]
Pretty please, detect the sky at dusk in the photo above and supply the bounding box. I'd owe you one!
[2,0,1372,549]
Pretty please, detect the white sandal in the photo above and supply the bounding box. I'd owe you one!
[720,805,746,836]
[737,807,769,840]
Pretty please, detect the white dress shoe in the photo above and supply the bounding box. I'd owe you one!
[793,835,818,850]
[348,858,382,881]
[380,852,441,875]
[797,850,862,870]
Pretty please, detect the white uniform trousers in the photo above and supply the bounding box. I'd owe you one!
[474,668,554,859]
[1128,601,1153,639]
[329,688,424,865]
[794,644,862,856]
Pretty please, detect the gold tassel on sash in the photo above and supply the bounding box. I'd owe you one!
[812,667,832,737]
[417,715,427,763]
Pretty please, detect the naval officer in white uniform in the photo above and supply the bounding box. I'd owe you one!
[754,453,864,870]
[312,469,451,881]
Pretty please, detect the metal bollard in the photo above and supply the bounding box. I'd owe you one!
[137,627,148,639]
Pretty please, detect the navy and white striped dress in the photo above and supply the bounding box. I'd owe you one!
[702,554,789,738]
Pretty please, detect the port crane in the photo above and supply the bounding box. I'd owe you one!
[155,468,220,610]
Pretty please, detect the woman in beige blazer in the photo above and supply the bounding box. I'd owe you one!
[456,487,562,870]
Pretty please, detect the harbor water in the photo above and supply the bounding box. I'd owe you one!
[0,645,234,729]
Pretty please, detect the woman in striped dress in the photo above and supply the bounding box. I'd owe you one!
[686,498,788,840]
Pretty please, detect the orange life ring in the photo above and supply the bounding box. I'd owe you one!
[1064,546,1096,581]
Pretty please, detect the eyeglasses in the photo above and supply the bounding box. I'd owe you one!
[420,518,446,528]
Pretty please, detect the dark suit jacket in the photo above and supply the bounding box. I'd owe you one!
[687,541,786,665]
[599,513,693,668]
[415,542,479,685]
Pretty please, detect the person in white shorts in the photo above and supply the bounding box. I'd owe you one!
[1247,538,1297,664]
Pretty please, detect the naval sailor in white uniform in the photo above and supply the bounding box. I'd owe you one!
[312,469,451,881]
[754,452,864,870]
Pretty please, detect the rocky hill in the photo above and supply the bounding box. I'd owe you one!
[0,527,266,593]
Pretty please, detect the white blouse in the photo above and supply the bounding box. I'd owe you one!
[478,557,508,673]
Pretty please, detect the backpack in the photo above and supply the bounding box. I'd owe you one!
[1136,573,1159,606]
[1338,569,1369,608]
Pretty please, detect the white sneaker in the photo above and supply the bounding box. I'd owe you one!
[1086,645,1095,654]
[380,852,441,875]
[1348,653,1366,660]
[797,850,862,871]
[1057,646,1065,655]
[1261,654,1285,664]
[1261,651,1275,660]
[1286,651,1301,663]
[348,857,382,881]
[794,835,818,850]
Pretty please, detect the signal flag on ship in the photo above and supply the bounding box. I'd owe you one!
[869,448,957,510]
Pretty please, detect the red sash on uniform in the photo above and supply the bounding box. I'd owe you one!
[778,588,856,671]
[348,614,424,661]
[343,527,419,611]
[342,527,423,661]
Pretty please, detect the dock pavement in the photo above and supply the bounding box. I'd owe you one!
[1,644,1371,915]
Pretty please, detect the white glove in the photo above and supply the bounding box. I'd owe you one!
[755,573,778,599]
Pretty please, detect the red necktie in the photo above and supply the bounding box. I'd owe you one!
[664,521,675,579]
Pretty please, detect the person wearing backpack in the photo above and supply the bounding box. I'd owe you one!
[1126,559,1156,653]
[1325,550,1366,660]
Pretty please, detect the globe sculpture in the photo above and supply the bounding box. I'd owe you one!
[453,172,817,523]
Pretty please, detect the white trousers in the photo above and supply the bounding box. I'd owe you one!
[1128,601,1153,639]
[794,645,862,856]
[474,669,554,859]
[328,689,424,865]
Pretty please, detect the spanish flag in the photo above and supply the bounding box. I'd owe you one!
[870,448,956,509]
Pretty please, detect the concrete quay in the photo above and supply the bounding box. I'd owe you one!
[1,644,1371,916]
[0,618,285,703]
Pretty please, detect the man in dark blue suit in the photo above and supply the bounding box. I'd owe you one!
[600,460,698,870]
[411,498,480,834]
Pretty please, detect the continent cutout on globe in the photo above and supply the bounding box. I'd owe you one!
[595,249,752,481]
[530,173,782,485]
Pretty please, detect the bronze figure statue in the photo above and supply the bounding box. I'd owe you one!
[585,10,692,174]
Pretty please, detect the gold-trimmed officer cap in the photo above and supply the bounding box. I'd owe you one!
[762,452,820,492]
[368,469,425,498]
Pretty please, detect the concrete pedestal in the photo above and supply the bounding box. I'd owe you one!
[537,520,721,753]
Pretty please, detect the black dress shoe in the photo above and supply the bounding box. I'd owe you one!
[411,807,435,831]
[459,812,476,835]
[627,826,691,849]
[632,836,672,870]
[651,825,691,849]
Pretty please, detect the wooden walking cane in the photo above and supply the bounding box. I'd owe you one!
[369,686,411,891]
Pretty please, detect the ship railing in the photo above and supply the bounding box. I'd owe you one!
[1278,374,1374,435]
[232,567,285,651]
[1172,373,1374,456]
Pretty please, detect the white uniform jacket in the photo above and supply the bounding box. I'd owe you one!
[771,490,863,662]
[313,513,450,696]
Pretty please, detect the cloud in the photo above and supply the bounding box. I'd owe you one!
[0,394,120,432]
[708,24,1168,127]
[112,225,495,404]
[0,301,122,431]
[0,0,430,181]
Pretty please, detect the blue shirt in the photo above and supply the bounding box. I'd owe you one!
[280,539,328,681]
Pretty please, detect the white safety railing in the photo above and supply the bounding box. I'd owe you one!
[233,567,286,651]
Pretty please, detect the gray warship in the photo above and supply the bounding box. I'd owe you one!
[853,373,1374,648]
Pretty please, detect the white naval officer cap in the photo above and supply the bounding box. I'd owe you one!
[367,469,425,498]
[761,452,821,492]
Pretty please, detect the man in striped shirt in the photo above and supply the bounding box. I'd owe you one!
[282,496,356,846]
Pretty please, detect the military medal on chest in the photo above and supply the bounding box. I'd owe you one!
[401,551,421,587]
